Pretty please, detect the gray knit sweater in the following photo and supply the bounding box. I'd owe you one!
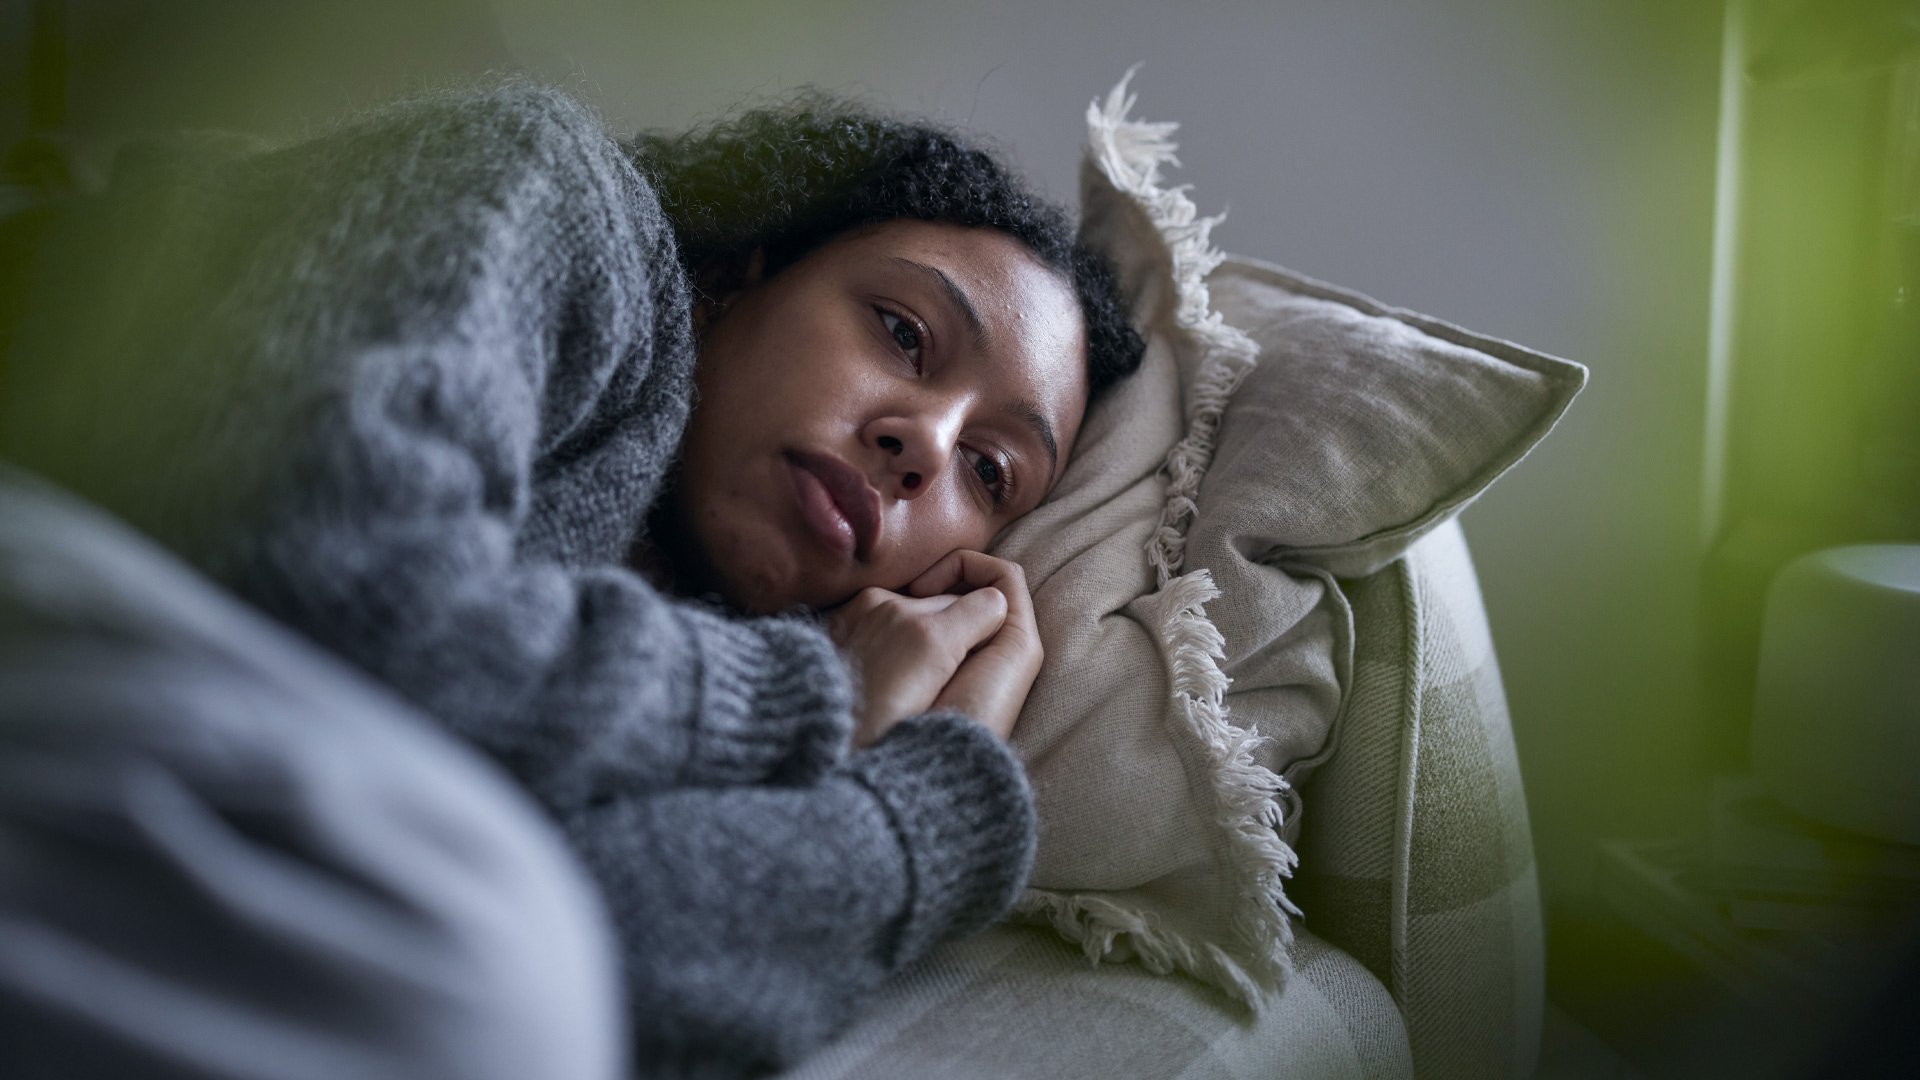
[0,82,1036,1077]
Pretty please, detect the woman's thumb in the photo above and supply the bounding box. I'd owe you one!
[941,586,1008,651]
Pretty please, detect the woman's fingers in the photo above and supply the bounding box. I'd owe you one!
[833,553,1039,748]
[915,551,1036,646]
[831,586,1004,748]
[906,548,1016,598]
[936,582,1008,653]
[908,550,1035,644]
[826,587,956,646]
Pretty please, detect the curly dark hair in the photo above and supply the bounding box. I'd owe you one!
[628,95,1145,402]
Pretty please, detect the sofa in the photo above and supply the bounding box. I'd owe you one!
[781,518,1545,1080]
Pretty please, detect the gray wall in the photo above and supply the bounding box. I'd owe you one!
[7,0,1730,905]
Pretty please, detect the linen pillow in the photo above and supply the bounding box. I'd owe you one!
[990,72,1585,1007]
[989,72,1304,1006]
[1180,259,1587,816]
[1188,259,1589,581]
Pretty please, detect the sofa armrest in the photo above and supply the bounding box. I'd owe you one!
[1290,519,1545,1080]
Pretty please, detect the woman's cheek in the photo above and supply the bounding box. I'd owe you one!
[924,498,994,563]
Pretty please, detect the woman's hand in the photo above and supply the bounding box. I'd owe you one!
[904,550,1043,743]
[827,583,1009,748]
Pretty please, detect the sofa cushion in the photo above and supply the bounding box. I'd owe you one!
[779,924,1412,1080]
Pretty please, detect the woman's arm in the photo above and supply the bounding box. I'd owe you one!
[6,80,1046,1072]
[0,82,848,809]
[566,713,1035,1076]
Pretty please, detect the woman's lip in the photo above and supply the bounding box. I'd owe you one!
[785,452,879,560]
[788,460,855,558]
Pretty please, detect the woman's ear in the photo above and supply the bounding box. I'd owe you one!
[692,247,768,334]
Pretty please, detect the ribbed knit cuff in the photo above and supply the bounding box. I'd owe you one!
[846,712,1036,970]
[681,607,854,788]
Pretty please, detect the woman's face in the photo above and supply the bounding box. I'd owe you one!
[663,219,1089,613]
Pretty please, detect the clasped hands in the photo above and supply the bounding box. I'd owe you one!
[825,549,1040,748]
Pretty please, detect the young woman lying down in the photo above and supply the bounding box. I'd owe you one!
[0,80,1143,1078]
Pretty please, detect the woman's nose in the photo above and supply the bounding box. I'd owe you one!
[868,413,957,499]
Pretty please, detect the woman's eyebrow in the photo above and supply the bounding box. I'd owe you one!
[886,256,990,353]
[1007,397,1061,485]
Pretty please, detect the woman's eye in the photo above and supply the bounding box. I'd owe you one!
[964,447,1014,507]
[879,310,923,365]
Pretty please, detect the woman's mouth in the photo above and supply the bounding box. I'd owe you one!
[785,451,880,560]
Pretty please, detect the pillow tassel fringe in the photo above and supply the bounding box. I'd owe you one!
[1021,71,1299,1008]
[1152,569,1301,994]
[1019,889,1269,1008]
[1085,67,1263,586]
[1012,569,1299,1007]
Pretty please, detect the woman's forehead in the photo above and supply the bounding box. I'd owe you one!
[834,220,1066,305]
[842,221,1085,370]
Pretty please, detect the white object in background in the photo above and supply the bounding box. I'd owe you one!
[1751,545,1920,846]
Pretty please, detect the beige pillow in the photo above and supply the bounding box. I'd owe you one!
[1183,256,1586,815]
[991,72,1308,1005]
[993,73,1585,1007]
[1191,259,1588,581]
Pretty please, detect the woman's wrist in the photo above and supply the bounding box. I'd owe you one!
[846,713,1036,967]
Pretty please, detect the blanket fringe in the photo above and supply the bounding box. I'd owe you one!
[1023,69,1295,1008]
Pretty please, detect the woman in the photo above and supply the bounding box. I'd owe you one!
[0,80,1142,1077]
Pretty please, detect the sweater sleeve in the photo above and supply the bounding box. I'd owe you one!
[566,712,1036,1078]
[0,83,847,808]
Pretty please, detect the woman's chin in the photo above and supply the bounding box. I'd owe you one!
[729,576,847,616]
[703,552,819,615]
[655,504,863,613]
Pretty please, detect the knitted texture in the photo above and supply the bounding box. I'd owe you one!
[0,81,1036,1078]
